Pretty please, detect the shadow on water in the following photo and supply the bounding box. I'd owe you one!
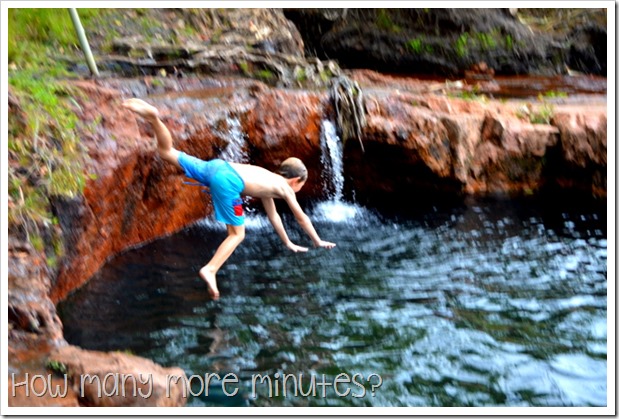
[57,192,607,408]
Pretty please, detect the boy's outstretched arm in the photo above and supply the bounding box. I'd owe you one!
[281,190,336,250]
[262,197,309,252]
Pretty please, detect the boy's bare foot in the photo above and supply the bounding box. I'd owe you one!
[199,266,220,300]
[122,98,159,120]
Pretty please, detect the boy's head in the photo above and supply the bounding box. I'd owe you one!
[278,157,307,192]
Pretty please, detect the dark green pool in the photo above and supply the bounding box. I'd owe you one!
[58,195,607,407]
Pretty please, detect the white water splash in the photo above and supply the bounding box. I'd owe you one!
[195,213,272,231]
[311,200,369,224]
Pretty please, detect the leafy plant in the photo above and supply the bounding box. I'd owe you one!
[455,33,469,57]
[405,38,433,54]
[256,69,276,83]
[7,8,107,257]
[451,91,488,102]
[529,103,555,124]
[376,9,401,33]
[504,34,514,50]
[515,99,555,125]
[295,67,307,83]
[238,61,250,75]
[475,32,497,50]
[319,67,334,84]
[542,90,568,99]
[46,360,68,376]
[406,38,422,54]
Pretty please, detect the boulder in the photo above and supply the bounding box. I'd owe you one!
[47,345,187,407]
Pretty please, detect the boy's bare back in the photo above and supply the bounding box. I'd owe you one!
[229,163,294,199]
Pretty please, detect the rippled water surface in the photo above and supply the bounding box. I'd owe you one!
[58,196,607,407]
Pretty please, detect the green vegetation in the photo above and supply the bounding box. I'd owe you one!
[376,9,401,33]
[256,68,276,83]
[238,61,250,75]
[294,67,307,84]
[406,38,423,54]
[447,85,488,102]
[8,72,88,263]
[8,9,102,258]
[456,91,488,102]
[529,102,555,125]
[513,90,566,125]
[530,92,565,124]
[475,31,497,50]
[319,67,335,84]
[46,360,68,376]
[515,94,558,125]
[541,90,568,99]
[455,33,470,57]
[454,29,516,57]
[504,33,514,50]
[405,37,433,54]
[8,8,102,70]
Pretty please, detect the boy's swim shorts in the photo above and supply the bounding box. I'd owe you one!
[178,152,245,226]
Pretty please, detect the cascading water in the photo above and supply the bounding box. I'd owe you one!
[215,116,248,163]
[314,119,363,223]
[320,120,345,202]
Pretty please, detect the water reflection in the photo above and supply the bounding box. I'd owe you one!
[58,195,607,407]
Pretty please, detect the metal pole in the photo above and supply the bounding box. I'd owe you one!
[68,8,99,77]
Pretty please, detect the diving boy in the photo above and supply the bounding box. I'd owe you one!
[122,98,336,299]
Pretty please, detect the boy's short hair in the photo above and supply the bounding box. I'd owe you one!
[278,157,308,182]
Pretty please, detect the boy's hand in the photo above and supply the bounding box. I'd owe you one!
[315,240,336,249]
[286,242,309,253]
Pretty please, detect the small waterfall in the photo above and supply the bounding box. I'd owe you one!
[316,119,365,223]
[216,116,248,163]
[320,120,344,202]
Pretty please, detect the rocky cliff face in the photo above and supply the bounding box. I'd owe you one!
[344,74,606,202]
[284,8,607,77]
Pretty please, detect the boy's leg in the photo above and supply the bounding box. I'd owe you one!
[199,224,245,299]
[122,98,181,168]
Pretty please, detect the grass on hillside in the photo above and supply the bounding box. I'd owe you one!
[8,8,203,262]
[8,8,105,261]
